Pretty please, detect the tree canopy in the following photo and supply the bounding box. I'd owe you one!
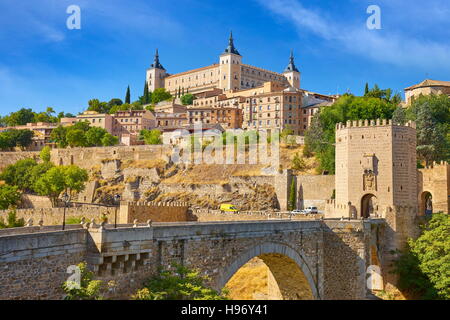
[0,185,21,210]
[304,91,398,173]
[50,122,118,148]
[0,129,34,150]
[406,94,450,165]
[151,88,172,104]
[394,214,450,300]
[34,165,88,206]
[2,107,60,126]
[180,93,195,106]
[140,129,162,145]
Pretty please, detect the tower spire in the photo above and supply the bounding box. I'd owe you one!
[151,48,165,70]
[284,49,299,73]
[223,31,240,56]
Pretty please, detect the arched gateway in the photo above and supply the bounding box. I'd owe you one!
[217,242,319,300]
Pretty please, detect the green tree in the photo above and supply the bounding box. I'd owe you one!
[364,83,369,96]
[292,152,307,171]
[108,98,123,109]
[0,185,21,210]
[50,125,69,148]
[66,129,88,148]
[416,107,448,165]
[140,129,162,145]
[181,93,195,106]
[0,133,10,150]
[280,126,294,144]
[4,108,35,126]
[0,158,38,192]
[29,162,54,191]
[151,88,172,104]
[125,86,131,104]
[393,214,450,299]
[139,81,152,105]
[304,93,397,173]
[85,127,108,147]
[0,211,25,229]
[101,133,119,146]
[133,263,228,300]
[5,129,34,149]
[392,106,407,125]
[288,178,296,211]
[62,262,104,300]
[40,146,52,162]
[34,165,88,206]
[407,94,450,164]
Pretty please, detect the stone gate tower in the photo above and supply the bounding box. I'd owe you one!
[329,119,420,248]
[333,119,417,218]
[329,119,420,290]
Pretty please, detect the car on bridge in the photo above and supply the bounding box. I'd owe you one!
[302,207,319,215]
[291,209,305,215]
[220,204,239,214]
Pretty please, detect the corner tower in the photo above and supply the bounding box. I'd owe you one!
[146,49,167,92]
[283,50,301,89]
[219,31,242,92]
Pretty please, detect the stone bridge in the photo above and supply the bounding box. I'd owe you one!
[0,219,385,300]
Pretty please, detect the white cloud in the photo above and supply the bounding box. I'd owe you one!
[258,0,450,71]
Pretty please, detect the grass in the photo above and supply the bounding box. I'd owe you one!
[121,159,166,170]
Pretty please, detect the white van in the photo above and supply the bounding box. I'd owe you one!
[303,207,318,214]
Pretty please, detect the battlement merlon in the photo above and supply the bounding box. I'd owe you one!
[335,119,416,130]
[422,161,449,170]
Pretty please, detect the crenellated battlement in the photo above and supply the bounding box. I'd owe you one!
[122,201,189,208]
[336,119,416,130]
[421,161,449,170]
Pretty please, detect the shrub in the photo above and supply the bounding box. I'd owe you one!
[62,262,104,300]
[0,211,25,229]
[132,263,228,300]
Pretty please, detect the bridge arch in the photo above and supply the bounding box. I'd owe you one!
[218,242,320,300]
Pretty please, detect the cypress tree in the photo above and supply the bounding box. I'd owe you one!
[143,81,150,104]
[125,86,131,104]
[288,178,296,211]
[364,83,369,96]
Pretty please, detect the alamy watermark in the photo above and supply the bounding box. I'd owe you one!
[367,5,382,30]
[66,5,81,30]
[65,265,81,290]
[166,124,281,170]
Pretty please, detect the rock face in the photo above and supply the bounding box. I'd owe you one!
[91,160,282,211]
[101,160,122,180]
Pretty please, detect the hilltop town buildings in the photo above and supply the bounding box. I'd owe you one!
[404,79,450,105]
[3,34,448,149]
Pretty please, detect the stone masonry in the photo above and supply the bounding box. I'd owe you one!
[0,219,379,300]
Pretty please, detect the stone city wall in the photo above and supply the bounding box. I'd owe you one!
[50,145,172,169]
[297,175,335,211]
[0,229,87,300]
[0,151,40,171]
[118,201,191,224]
[418,161,450,214]
[0,206,116,226]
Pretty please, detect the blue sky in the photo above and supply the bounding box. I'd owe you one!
[1,0,449,116]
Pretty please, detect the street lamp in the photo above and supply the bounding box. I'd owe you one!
[62,192,70,230]
[114,194,121,228]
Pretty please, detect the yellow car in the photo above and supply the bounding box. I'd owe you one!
[220,204,239,214]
